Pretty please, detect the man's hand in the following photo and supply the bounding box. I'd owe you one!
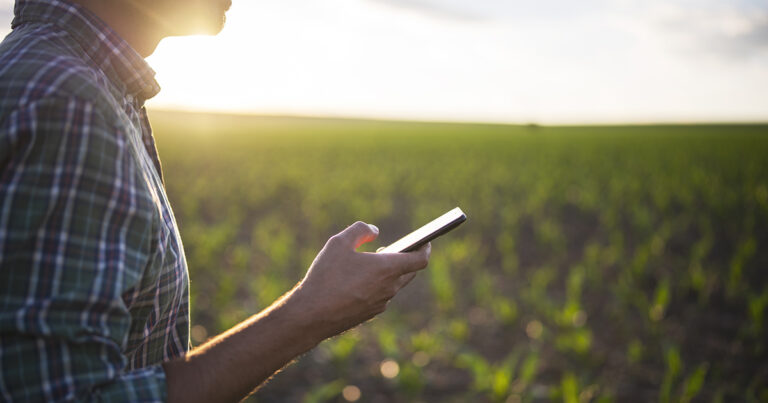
[165,221,430,403]
[293,221,431,339]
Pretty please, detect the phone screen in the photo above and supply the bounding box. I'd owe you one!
[377,207,467,253]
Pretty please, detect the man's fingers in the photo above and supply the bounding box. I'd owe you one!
[381,242,431,275]
[334,221,379,249]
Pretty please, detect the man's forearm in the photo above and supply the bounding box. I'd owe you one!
[163,284,326,403]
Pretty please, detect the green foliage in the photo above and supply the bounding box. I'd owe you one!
[303,380,344,403]
[327,331,361,365]
[627,339,643,364]
[428,254,456,311]
[397,361,424,397]
[660,346,682,403]
[555,328,592,354]
[519,351,539,385]
[561,372,579,403]
[680,363,709,403]
[491,296,518,325]
[728,238,756,296]
[375,325,400,358]
[748,289,768,334]
[150,111,768,402]
[650,278,670,322]
[457,351,520,401]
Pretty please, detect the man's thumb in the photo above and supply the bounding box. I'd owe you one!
[337,221,379,249]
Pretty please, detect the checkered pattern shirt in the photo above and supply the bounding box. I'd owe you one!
[0,0,190,401]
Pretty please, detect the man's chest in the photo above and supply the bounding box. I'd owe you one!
[114,99,191,366]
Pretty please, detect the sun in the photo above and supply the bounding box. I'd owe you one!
[145,1,263,113]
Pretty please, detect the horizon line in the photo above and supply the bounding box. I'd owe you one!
[147,107,768,128]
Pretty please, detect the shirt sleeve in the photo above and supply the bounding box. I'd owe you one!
[0,97,167,402]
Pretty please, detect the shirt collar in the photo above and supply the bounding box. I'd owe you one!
[12,0,161,103]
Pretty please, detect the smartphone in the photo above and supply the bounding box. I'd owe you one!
[377,207,467,253]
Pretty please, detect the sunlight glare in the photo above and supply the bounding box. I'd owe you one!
[143,0,768,123]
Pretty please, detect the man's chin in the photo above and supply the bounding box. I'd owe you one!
[171,14,227,36]
[204,10,228,35]
[202,15,227,35]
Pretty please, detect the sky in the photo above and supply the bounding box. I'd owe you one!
[1,0,767,124]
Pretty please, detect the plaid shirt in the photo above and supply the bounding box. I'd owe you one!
[0,0,190,401]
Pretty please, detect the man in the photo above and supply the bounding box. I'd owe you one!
[0,0,431,401]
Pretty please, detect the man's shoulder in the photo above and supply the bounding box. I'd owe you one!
[0,22,117,121]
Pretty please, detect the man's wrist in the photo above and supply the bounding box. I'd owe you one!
[269,283,328,351]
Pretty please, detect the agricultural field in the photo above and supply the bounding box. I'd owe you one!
[149,110,768,402]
